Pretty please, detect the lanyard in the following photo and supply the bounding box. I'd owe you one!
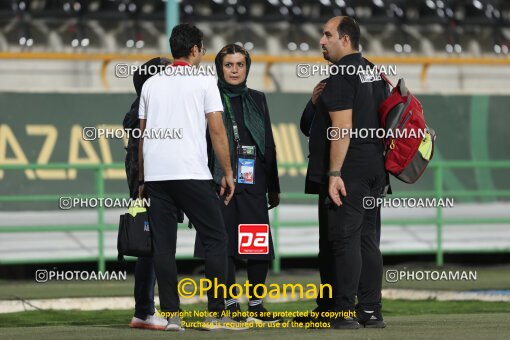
[222,93,240,144]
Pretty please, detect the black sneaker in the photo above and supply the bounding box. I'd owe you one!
[356,305,386,328]
[329,310,360,330]
[227,302,246,322]
[246,305,281,324]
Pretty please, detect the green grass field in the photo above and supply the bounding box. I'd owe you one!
[1,264,510,339]
[1,300,510,339]
[2,264,509,300]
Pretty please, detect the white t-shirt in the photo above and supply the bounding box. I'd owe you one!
[138,65,223,181]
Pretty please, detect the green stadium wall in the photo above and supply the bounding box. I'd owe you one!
[0,92,508,210]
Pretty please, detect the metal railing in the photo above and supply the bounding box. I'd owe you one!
[1,52,510,89]
[0,161,509,273]
[272,161,510,272]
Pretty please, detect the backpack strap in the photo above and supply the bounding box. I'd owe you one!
[379,72,394,88]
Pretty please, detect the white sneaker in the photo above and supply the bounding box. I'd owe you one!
[165,316,185,332]
[129,314,168,330]
[200,316,223,331]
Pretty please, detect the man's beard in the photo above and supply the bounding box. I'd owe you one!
[322,50,331,62]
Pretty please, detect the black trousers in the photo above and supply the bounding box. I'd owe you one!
[326,158,386,311]
[316,189,335,310]
[316,191,383,310]
[129,180,158,319]
[129,184,184,319]
[145,180,228,313]
[133,256,156,319]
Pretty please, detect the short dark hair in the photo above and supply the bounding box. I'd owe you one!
[169,23,204,59]
[216,43,249,65]
[337,17,360,50]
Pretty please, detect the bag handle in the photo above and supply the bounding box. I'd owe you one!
[379,70,408,97]
[371,61,403,93]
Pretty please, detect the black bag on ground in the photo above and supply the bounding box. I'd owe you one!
[117,203,152,260]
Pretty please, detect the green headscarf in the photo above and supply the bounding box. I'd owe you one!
[210,44,266,184]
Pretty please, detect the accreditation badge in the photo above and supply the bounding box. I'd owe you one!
[236,145,256,185]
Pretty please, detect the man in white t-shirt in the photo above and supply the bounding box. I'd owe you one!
[138,24,239,331]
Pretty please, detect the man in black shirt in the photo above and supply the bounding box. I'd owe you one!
[317,16,388,329]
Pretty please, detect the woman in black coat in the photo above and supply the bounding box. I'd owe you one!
[195,43,281,323]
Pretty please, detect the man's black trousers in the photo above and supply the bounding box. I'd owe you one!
[145,180,228,313]
[327,153,386,311]
[316,192,384,310]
